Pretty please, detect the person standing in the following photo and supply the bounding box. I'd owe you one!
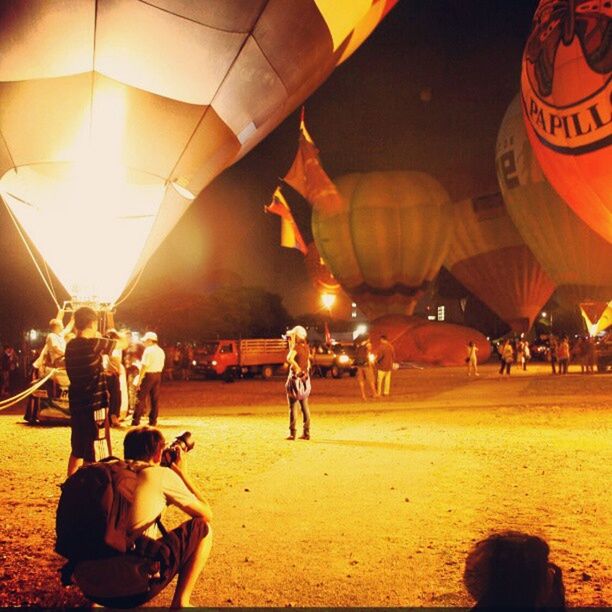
[499,339,514,376]
[64,307,127,477]
[36,314,75,373]
[103,329,124,428]
[132,331,165,427]
[354,334,378,400]
[557,336,570,374]
[549,335,559,374]
[285,325,311,440]
[1,345,18,397]
[586,336,597,374]
[376,335,396,396]
[466,340,479,377]
[517,339,528,371]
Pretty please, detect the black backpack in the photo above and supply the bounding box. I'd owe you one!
[55,458,139,564]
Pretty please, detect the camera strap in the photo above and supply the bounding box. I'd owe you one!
[155,515,169,538]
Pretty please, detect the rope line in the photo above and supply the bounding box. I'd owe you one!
[0,194,61,310]
[0,369,57,411]
[113,264,147,307]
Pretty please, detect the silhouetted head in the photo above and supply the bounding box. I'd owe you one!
[124,426,165,462]
[464,531,563,610]
[74,307,97,332]
[49,318,63,333]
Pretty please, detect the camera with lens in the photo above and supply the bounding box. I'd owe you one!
[161,431,195,467]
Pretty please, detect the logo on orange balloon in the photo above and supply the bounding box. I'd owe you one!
[521,0,611,155]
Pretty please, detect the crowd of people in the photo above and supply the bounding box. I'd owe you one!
[4,310,590,608]
[495,333,598,376]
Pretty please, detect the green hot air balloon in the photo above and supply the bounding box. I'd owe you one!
[496,96,612,311]
[312,171,453,320]
[444,193,555,333]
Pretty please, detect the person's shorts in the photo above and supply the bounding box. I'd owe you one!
[70,410,98,462]
[92,518,210,608]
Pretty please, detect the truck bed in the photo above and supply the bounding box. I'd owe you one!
[239,339,288,366]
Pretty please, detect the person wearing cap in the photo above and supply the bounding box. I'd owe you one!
[285,325,311,440]
[132,331,166,427]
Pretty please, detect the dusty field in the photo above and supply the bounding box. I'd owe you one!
[0,363,610,608]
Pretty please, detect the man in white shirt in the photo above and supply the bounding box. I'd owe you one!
[132,331,165,427]
[94,426,212,608]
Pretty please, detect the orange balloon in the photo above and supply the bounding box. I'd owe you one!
[370,314,491,366]
[520,0,612,244]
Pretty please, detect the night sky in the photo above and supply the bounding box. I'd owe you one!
[0,0,538,332]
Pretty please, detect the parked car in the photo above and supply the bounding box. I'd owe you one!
[310,342,357,378]
[595,332,612,372]
[529,339,550,362]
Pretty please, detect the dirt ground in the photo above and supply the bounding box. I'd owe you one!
[0,362,610,608]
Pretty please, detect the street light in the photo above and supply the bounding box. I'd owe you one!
[321,292,336,312]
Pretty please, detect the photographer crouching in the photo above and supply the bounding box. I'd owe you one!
[116,426,212,608]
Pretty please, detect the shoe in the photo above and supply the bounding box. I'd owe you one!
[286,434,296,440]
[131,421,140,427]
[110,417,125,429]
[299,433,310,440]
[149,421,157,427]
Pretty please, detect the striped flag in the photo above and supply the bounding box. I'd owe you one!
[264,187,308,255]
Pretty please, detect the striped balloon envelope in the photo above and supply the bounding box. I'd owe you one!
[0,0,396,305]
[496,95,612,311]
[444,193,555,333]
[312,171,453,321]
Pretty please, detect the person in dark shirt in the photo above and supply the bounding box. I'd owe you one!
[375,335,396,397]
[64,307,127,477]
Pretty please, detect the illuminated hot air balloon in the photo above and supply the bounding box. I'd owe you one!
[311,171,453,320]
[520,0,612,243]
[0,0,394,306]
[497,95,612,318]
[580,300,612,336]
[444,193,555,333]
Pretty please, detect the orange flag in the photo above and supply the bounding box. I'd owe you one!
[264,187,308,255]
[283,109,344,216]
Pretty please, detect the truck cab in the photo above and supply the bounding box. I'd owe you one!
[192,340,237,378]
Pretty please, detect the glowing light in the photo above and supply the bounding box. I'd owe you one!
[337,354,350,364]
[29,329,38,342]
[321,292,336,311]
[354,324,368,340]
[1,163,166,305]
[0,78,169,305]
